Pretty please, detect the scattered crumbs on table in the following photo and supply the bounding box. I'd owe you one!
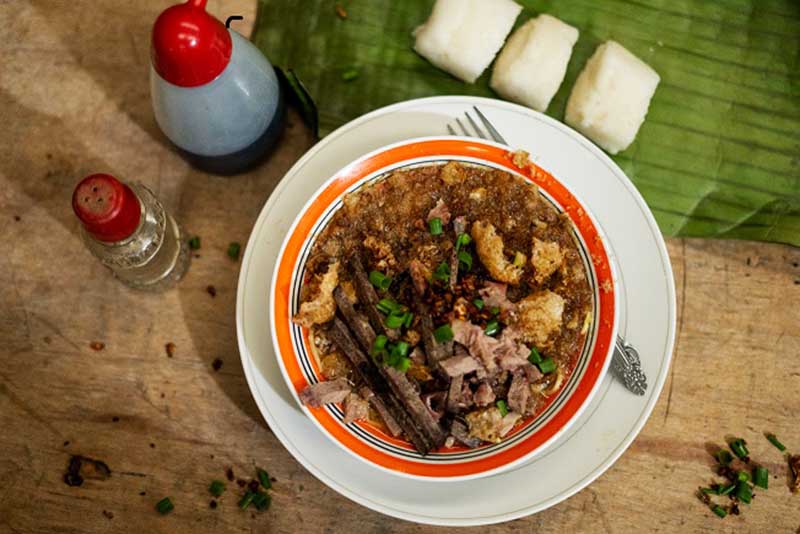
[299,483,304,492]
[792,262,799,268]
[248,479,260,493]
[188,236,201,250]
[335,3,347,19]
[63,440,70,447]
[209,499,217,509]
[225,467,235,482]
[90,341,105,351]
[746,257,751,266]
[212,358,223,372]
[112,416,119,423]
[206,285,217,297]
[63,455,111,487]
[165,342,176,358]
[46,152,52,159]
[13,215,21,222]
[227,242,241,261]
[43,336,52,344]
[160,392,165,398]
[794,280,799,285]
[210,454,215,459]
[155,497,174,515]
[149,443,155,449]
[790,455,800,493]
[237,479,247,488]
[139,491,146,496]
[102,510,114,520]
[194,254,201,259]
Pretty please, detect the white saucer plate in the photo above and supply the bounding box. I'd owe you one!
[236,96,676,526]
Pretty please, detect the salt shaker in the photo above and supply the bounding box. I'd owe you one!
[72,174,190,290]
[150,0,285,175]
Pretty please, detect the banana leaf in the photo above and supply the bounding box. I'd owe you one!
[253,0,800,246]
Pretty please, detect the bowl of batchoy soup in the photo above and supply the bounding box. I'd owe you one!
[270,137,618,480]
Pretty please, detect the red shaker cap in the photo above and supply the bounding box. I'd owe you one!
[72,174,142,242]
[151,0,232,87]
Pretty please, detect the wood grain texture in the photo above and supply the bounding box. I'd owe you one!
[1,1,799,533]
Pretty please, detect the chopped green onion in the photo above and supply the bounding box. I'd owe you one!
[513,251,526,267]
[369,270,392,290]
[484,319,500,336]
[528,347,543,364]
[434,324,454,343]
[371,335,388,356]
[735,481,752,504]
[227,242,241,260]
[538,357,557,374]
[457,250,472,271]
[455,233,471,251]
[711,505,727,518]
[252,491,271,511]
[209,480,226,497]
[429,217,443,236]
[719,483,735,496]
[716,449,733,466]
[432,262,450,282]
[377,298,400,314]
[496,400,509,417]
[385,312,406,329]
[729,438,749,459]
[394,357,411,372]
[155,497,174,515]
[402,312,413,328]
[766,433,786,452]
[188,236,201,250]
[473,298,484,310]
[392,341,410,358]
[490,306,500,316]
[238,491,255,510]
[700,487,718,495]
[753,466,769,489]
[737,471,750,482]
[257,469,271,490]
[341,68,359,81]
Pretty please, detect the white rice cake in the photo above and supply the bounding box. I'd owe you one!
[413,0,522,84]
[490,14,579,112]
[565,41,660,154]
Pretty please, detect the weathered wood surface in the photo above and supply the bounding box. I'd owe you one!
[1,1,799,533]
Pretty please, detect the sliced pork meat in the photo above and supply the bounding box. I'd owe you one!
[446,374,464,413]
[299,378,351,408]
[478,281,515,313]
[439,352,481,377]
[293,262,339,327]
[474,381,496,407]
[422,391,447,422]
[507,370,530,414]
[450,419,482,448]
[452,319,499,373]
[342,392,370,424]
[426,198,451,224]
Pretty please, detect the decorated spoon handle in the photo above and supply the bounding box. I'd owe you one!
[611,336,647,396]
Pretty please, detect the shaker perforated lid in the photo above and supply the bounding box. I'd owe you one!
[72,174,142,242]
[151,0,232,87]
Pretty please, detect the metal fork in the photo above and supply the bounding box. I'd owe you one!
[448,106,648,396]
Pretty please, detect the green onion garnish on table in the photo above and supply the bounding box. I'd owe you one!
[252,491,271,511]
[209,480,225,497]
[711,505,727,518]
[155,497,174,515]
[716,449,733,466]
[227,241,241,260]
[369,270,392,290]
[188,236,201,250]
[238,491,255,510]
[429,217,443,235]
[538,357,556,374]
[737,471,750,482]
[735,480,752,504]
[484,319,500,336]
[496,400,509,417]
[718,483,735,496]
[257,468,271,490]
[765,433,786,452]
[434,324,453,343]
[753,466,769,489]
[729,438,749,459]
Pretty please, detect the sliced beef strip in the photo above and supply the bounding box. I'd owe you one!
[446,374,464,413]
[299,378,352,408]
[360,386,403,438]
[327,318,433,453]
[507,369,530,414]
[333,285,374,350]
[350,255,400,340]
[450,419,481,448]
[417,302,453,365]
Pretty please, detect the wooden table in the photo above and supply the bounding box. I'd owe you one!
[2,1,798,532]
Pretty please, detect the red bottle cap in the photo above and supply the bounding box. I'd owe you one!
[151,0,232,87]
[72,174,142,242]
